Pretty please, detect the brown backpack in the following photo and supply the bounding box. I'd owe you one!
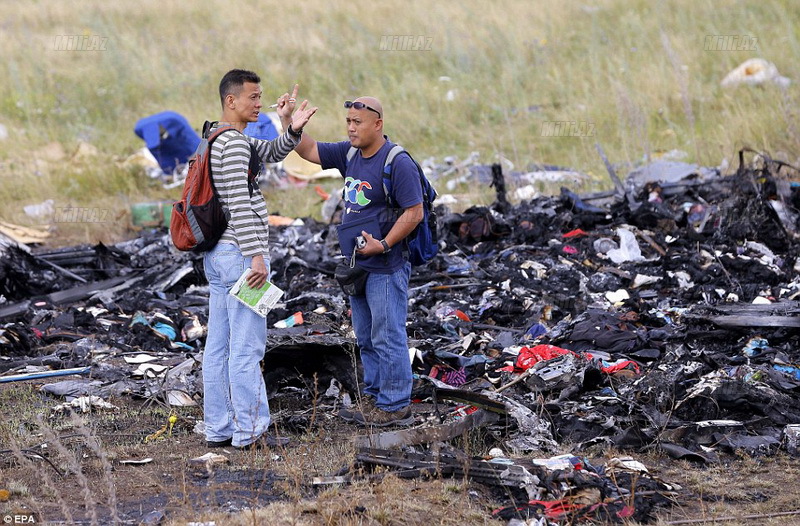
[169,122,260,252]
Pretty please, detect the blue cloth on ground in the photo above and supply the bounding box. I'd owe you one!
[134,111,201,173]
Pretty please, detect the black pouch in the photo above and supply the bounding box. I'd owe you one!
[335,252,369,296]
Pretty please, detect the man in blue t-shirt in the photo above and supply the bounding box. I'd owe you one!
[294,96,423,426]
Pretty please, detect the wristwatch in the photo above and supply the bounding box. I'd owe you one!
[287,124,303,138]
[380,239,391,253]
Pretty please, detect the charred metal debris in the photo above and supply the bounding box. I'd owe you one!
[2,150,800,523]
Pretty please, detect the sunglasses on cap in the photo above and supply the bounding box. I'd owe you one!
[344,100,382,118]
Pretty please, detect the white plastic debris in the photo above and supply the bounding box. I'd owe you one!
[784,424,800,455]
[23,199,55,219]
[436,194,458,206]
[668,270,695,290]
[721,58,791,88]
[119,458,154,465]
[607,228,645,264]
[632,274,662,288]
[133,363,169,377]
[166,391,196,406]
[53,395,117,413]
[605,289,630,303]
[606,457,649,473]
[593,237,618,254]
[189,452,229,465]
[124,353,159,364]
[489,447,505,458]
[513,185,538,201]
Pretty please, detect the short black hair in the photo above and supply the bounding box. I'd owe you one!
[219,69,261,107]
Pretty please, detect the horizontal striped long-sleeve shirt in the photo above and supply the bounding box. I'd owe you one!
[209,124,299,258]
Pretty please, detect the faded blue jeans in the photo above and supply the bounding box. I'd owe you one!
[202,243,270,447]
[349,261,413,412]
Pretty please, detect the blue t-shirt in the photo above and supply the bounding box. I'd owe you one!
[318,138,423,274]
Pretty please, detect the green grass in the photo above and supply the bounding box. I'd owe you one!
[0,0,798,243]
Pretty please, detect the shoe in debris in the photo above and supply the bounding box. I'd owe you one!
[339,395,376,422]
[234,433,290,450]
[353,405,414,427]
[206,438,232,448]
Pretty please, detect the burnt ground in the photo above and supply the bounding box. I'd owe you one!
[0,380,504,525]
[3,379,800,526]
[4,154,800,524]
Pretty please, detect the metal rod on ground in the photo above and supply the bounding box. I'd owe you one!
[495,368,535,392]
[633,229,666,256]
[666,509,800,524]
[595,142,626,196]
[34,255,88,283]
[0,366,91,383]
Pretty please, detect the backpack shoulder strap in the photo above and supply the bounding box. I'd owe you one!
[206,125,236,145]
[382,145,412,207]
[203,125,258,196]
[346,146,358,165]
[384,144,406,174]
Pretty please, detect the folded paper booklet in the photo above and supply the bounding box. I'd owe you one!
[228,268,284,318]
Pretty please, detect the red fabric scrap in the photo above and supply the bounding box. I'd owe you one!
[600,359,641,375]
[515,344,576,371]
[492,499,580,520]
[562,228,588,238]
[529,499,580,518]
[454,309,471,321]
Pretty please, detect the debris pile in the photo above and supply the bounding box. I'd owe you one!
[2,150,800,523]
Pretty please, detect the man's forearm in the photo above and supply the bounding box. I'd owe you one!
[385,205,423,247]
[294,133,319,163]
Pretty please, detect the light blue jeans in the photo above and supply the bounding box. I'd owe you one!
[349,262,413,412]
[202,243,270,447]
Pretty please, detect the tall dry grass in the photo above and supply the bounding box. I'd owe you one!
[0,0,798,239]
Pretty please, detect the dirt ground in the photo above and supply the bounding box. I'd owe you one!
[1,381,800,526]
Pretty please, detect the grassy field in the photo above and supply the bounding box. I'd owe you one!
[0,0,798,243]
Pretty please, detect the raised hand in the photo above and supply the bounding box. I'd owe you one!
[275,84,299,121]
[290,100,318,132]
[275,84,317,132]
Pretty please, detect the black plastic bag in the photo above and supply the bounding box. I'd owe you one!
[335,262,368,296]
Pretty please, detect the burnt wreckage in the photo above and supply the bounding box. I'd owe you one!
[2,150,800,523]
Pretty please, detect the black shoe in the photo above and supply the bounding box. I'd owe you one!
[338,395,376,422]
[353,405,414,427]
[206,438,232,448]
[235,433,290,450]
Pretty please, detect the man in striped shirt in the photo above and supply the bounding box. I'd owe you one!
[203,70,316,450]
